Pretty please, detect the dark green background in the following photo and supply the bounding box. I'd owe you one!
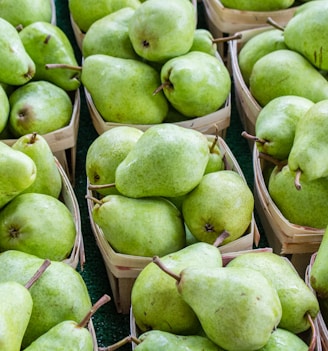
[54,1,265,349]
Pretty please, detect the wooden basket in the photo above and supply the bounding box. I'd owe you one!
[86,135,258,314]
[2,89,80,184]
[50,0,56,25]
[88,319,99,351]
[253,145,325,277]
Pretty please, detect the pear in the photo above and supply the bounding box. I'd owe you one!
[204,136,225,174]
[0,259,50,351]
[238,29,288,86]
[227,251,320,334]
[284,0,328,70]
[220,0,294,10]
[268,164,328,229]
[128,0,196,63]
[19,21,80,91]
[89,194,186,257]
[0,84,10,134]
[82,7,139,59]
[182,170,254,246]
[189,28,217,56]
[249,49,328,106]
[8,80,73,137]
[131,242,223,335]
[0,141,37,209]
[114,124,209,198]
[0,250,92,348]
[81,54,169,124]
[288,99,328,182]
[86,126,143,196]
[0,0,52,27]
[0,17,35,86]
[159,51,231,118]
[12,133,62,198]
[23,294,111,351]
[154,258,283,351]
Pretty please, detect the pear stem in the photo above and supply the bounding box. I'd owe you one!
[153,81,171,95]
[241,131,266,145]
[85,195,103,206]
[294,169,302,191]
[45,63,83,71]
[88,183,116,191]
[209,127,219,153]
[25,259,51,290]
[212,33,242,44]
[266,17,285,31]
[212,230,230,247]
[307,313,317,351]
[29,132,38,144]
[258,152,287,170]
[152,256,181,282]
[99,335,141,351]
[78,294,111,329]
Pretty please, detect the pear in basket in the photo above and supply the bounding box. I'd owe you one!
[0,85,9,133]
[220,0,294,11]
[189,28,217,56]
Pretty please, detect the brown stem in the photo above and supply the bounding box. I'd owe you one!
[212,33,242,44]
[266,17,285,31]
[294,169,302,191]
[153,81,171,95]
[85,195,103,206]
[152,256,181,282]
[213,230,230,247]
[307,313,317,351]
[88,183,116,191]
[99,335,141,351]
[241,131,266,145]
[209,134,219,153]
[78,294,111,329]
[45,63,82,71]
[258,152,287,170]
[29,132,38,144]
[25,259,51,290]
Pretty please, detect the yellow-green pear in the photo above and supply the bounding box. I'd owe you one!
[220,0,294,10]
[189,28,217,56]
[0,84,10,134]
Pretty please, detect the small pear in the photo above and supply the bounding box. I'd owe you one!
[0,84,10,134]
[204,136,225,174]
[189,28,217,56]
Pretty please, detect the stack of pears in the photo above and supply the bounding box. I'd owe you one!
[73,0,231,125]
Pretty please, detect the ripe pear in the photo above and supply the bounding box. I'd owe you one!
[182,170,254,246]
[0,250,92,348]
[0,0,52,27]
[8,80,73,137]
[131,242,223,335]
[160,51,231,118]
[12,133,62,198]
[249,49,328,106]
[82,7,138,59]
[204,138,225,174]
[90,194,186,257]
[86,126,143,196]
[0,84,10,134]
[0,17,35,86]
[81,54,168,124]
[115,124,209,198]
[268,164,328,229]
[128,0,196,63]
[0,141,37,209]
[0,192,76,261]
[227,251,320,334]
[220,0,294,10]
[19,21,81,91]
[189,28,217,56]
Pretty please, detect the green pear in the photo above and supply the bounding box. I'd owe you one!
[189,28,217,56]
[69,0,141,33]
[227,251,320,334]
[257,327,309,350]
[19,21,80,91]
[251,95,314,160]
[0,17,35,86]
[8,80,73,137]
[182,170,254,246]
[238,29,288,86]
[86,126,143,196]
[0,0,52,27]
[0,141,37,209]
[12,133,62,198]
[220,0,294,10]
[0,84,10,134]
[115,124,209,198]
[81,54,169,124]
[90,194,186,257]
[268,164,328,228]
[155,261,282,351]
[82,7,139,59]
[284,0,328,70]
[310,225,328,299]
[128,0,196,63]
[204,137,225,174]
[0,192,76,261]
[288,99,328,182]
[249,49,328,106]
[0,250,92,348]
[160,51,231,118]
[131,242,223,335]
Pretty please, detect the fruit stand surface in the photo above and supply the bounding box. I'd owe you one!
[55,0,266,349]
